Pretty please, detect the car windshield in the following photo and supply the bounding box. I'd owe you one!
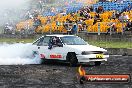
[61,36,87,45]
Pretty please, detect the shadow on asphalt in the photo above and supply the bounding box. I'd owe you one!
[34,60,97,67]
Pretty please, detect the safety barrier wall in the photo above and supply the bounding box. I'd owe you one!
[106,48,132,55]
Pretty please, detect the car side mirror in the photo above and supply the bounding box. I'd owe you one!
[57,43,63,47]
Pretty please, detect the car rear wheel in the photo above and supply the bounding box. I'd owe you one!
[80,76,86,84]
[40,59,45,64]
[67,53,78,67]
[94,61,101,66]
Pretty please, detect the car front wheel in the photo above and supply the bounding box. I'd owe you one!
[67,53,78,67]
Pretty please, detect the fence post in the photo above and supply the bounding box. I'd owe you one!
[122,23,124,35]
[110,27,112,35]
[77,23,79,35]
[50,24,52,34]
[49,20,52,34]
[98,22,100,35]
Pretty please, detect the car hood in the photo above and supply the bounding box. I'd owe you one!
[66,44,107,52]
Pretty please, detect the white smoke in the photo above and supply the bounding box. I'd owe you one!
[0,43,40,65]
[0,0,28,8]
[0,0,31,26]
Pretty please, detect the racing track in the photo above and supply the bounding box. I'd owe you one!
[0,56,131,88]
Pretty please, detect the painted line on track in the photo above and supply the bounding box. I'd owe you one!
[109,55,123,56]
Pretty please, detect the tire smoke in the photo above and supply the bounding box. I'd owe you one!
[0,43,40,65]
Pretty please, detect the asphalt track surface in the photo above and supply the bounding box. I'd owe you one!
[0,56,131,88]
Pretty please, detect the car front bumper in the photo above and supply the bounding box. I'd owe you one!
[76,54,109,62]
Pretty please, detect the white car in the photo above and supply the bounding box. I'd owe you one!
[32,35,109,66]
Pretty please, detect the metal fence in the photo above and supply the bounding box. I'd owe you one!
[87,22,125,35]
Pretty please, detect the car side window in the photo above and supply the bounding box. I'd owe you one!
[49,37,62,46]
[42,36,50,46]
[33,37,44,46]
[32,39,40,45]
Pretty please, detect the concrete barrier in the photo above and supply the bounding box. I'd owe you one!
[126,48,132,56]
[106,48,132,56]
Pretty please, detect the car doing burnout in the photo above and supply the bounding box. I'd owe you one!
[32,35,109,66]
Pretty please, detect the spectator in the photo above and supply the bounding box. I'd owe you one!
[64,19,72,34]
[98,6,104,13]
[72,22,78,34]
[47,16,51,24]
[106,23,117,35]
[4,23,13,34]
[80,10,84,17]
[76,11,80,17]
[111,12,116,19]
[77,18,83,31]
[67,23,73,35]
[56,21,60,26]
[33,10,39,17]
[93,13,102,25]
[89,6,93,12]
[125,20,132,31]
[119,13,129,22]
[33,17,41,29]
[115,10,120,18]
[25,11,33,19]
[83,10,88,19]
[95,8,99,13]
[126,4,132,12]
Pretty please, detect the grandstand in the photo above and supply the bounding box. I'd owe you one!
[93,0,132,12]
[15,0,132,35]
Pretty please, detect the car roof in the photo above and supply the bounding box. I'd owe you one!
[45,35,75,37]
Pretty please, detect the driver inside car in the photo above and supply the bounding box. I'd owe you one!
[48,37,61,49]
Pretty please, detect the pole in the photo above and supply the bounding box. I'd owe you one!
[110,27,112,35]
[98,22,100,35]
[122,22,124,35]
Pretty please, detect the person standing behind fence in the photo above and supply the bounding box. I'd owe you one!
[33,17,41,30]
[126,19,132,32]
[106,23,117,35]
[119,13,129,22]
[72,22,78,35]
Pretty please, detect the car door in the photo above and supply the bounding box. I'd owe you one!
[32,37,44,58]
[47,37,65,60]
[37,36,51,59]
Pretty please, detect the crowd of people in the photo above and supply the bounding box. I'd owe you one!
[63,3,132,35]
[3,0,132,35]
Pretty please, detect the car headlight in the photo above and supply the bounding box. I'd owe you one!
[81,51,109,55]
[81,51,90,55]
[82,51,86,55]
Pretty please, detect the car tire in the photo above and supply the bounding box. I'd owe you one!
[94,61,101,66]
[40,59,45,64]
[68,53,78,67]
[80,76,86,84]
